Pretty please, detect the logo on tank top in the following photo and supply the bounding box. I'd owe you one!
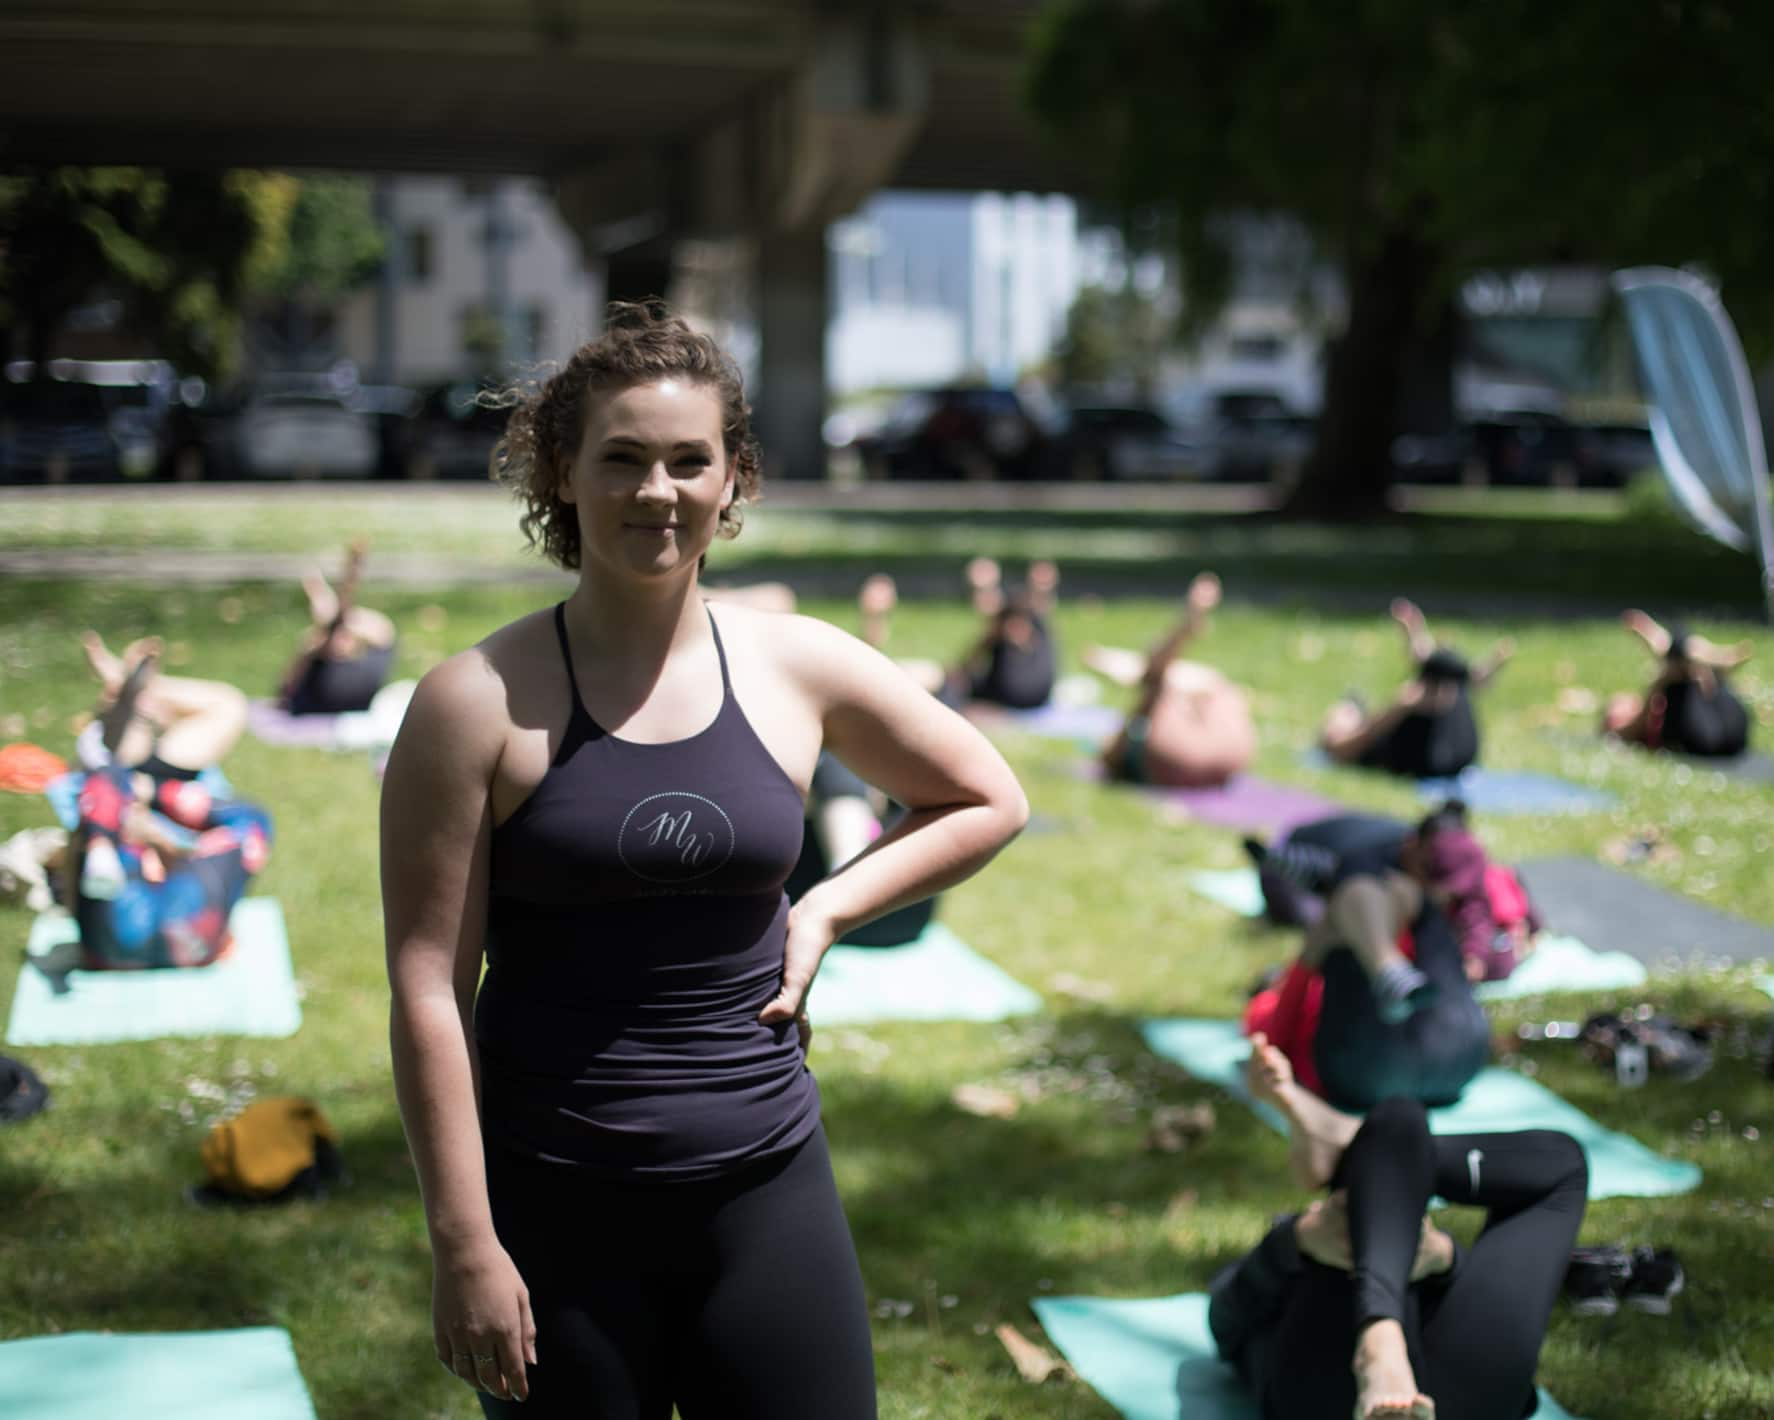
[617,791,736,885]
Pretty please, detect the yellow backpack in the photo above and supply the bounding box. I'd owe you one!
[201,1097,341,1200]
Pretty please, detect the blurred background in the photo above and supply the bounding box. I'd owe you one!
[8,0,1766,513]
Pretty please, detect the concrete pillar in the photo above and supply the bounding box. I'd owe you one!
[757,225,829,481]
[370,176,398,385]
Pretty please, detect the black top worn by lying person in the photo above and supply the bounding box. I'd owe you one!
[1658,629,1751,757]
[1358,649,1479,779]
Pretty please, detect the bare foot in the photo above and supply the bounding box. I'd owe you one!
[1187,571,1222,615]
[81,631,123,692]
[100,639,161,755]
[1390,597,1425,632]
[1082,644,1146,688]
[967,557,1004,616]
[302,571,339,627]
[859,574,897,648]
[1353,1320,1433,1420]
[1621,609,1670,656]
[1246,1032,1361,1190]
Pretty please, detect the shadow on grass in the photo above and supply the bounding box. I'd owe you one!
[826,1003,1774,1375]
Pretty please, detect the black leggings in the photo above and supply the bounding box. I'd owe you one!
[1263,1099,1587,1420]
[1312,909,1490,1113]
[480,1126,876,1419]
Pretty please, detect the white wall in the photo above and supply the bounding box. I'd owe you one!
[337,177,601,386]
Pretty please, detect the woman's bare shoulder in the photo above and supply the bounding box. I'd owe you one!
[709,603,872,687]
[405,608,556,753]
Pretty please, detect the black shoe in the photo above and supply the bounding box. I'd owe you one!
[1564,1245,1632,1316]
[1622,1247,1685,1314]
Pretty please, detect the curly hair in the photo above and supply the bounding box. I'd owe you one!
[486,300,762,570]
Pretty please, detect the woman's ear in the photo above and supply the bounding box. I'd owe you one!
[556,459,577,506]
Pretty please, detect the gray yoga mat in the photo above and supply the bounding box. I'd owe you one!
[1518,857,1774,966]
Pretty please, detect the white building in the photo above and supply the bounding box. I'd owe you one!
[827,191,1082,393]
[336,177,601,387]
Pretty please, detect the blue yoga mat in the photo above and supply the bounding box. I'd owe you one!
[1416,767,1616,816]
[0,1327,315,1420]
[1300,751,1615,816]
[1032,1292,1585,1420]
[1141,1018,1700,1199]
[806,920,1042,1024]
[8,898,302,1045]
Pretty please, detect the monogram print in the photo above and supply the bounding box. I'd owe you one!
[616,791,736,885]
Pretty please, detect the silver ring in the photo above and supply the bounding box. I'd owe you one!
[472,1353,497,1365]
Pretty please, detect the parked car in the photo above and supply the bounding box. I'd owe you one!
[1466,410,1584,486]
[1053,402,1201,480]
[1192,390,1316,482]
[855,385,1050,480]
[0,379,142,483]
[1574,420,1657,488]
[234,390,378,478]
[402,382,508,480]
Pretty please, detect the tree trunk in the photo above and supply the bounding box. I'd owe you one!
[1284,229,1438,519]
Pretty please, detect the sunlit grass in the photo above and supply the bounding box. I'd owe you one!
[0,494,1770,1418]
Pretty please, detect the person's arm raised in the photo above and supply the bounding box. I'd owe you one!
[759,617,1029,1029]
[381,650,535,1404]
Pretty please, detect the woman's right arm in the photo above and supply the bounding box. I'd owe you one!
[381,651,534,1404]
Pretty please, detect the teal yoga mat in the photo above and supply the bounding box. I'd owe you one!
[1032,1292,1584,1420]
[1184,868,1269,919]
[806,921,1042,1024]
[1472,934,1647,1000]
[0,1327,316,1420]
[7,898,302,1045]
[1141,1018,1700,1199]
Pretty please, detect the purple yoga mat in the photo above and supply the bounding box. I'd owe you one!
[1149,776,1346,834]
[1076,760,1345,834]
[246,699,347,748]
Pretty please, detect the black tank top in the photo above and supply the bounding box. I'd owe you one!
[477,603,819,1179]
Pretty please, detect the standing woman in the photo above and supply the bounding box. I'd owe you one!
[381,303,1027,1418]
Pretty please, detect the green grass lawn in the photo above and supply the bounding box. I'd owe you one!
[1,491,1771,1419]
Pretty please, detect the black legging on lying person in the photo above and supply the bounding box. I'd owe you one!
[1209,1098,1588,1420]
[1313,901,1491,1112]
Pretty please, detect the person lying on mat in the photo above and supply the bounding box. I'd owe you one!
[80,631,248,777]
[1603,609,1753,758]
[279,540,399,717]
[69,760,273,970]
[1209,1034,1587,1420]
[70,638,272,969]
[859,558,1060,712]
[783,752,938,948]
[1246,801,1541,984]
[1243,826,1490,1112]
[1319,600,1513,780]
[1084,570,1256,790]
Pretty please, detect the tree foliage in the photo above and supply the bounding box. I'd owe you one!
[1026,0,1774,511]
[1056,281,1174,394]
[0,168,382,378]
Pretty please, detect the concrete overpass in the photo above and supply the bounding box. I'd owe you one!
[0,1,1083,477]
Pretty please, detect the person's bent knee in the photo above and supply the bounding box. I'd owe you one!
[1363,1095,1430,1138]
[1529,1129,1589,1196]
